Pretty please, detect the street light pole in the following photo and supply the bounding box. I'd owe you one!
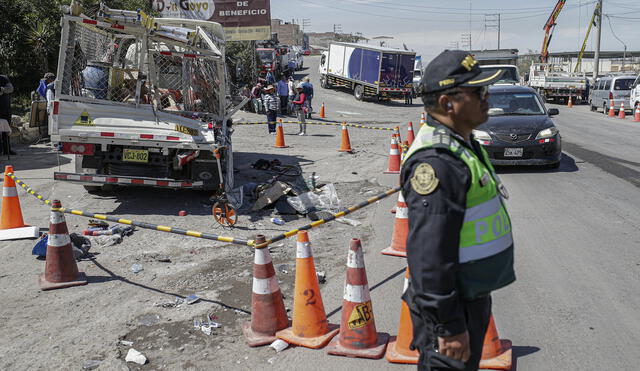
[593,0,603,81]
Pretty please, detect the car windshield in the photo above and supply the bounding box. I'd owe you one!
[488,92,545,115]
[413,70,422,79]
[614,78,634,90]
[481,66,518,83]
[257,50,273,63]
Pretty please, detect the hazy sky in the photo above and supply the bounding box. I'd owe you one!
[271,0,640,60]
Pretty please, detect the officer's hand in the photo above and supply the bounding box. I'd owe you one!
[438,331,470,362]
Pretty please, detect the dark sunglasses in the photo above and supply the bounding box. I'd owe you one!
[446,86,489,99]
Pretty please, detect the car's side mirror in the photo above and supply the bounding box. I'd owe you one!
[548,108,559,116]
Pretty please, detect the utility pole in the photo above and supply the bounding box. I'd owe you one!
[484,14,500,49]
[461,33,472,51]
[301,18,311,32]
[333,24,342,34]
[593,0,603,81]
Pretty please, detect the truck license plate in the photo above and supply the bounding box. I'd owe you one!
[123,149,149,163]
[504,148,523,157]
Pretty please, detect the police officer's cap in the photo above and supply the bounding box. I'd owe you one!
[419,50,504,94]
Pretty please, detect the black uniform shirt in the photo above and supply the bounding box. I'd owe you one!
[401,115,488,338]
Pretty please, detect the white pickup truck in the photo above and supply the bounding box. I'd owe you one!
[527,63,587,103]
[50,6,244,192]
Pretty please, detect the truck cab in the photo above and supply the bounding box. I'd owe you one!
[479,64,520,85]
[257,48,278,76]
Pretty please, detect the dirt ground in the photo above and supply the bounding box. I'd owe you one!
[0,104,411,370]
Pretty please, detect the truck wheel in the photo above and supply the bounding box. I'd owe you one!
[320,76,330,89]
[603,103,608,114]
[354,85,364,101]
[589,101,596,111]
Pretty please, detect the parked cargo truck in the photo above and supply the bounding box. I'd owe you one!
[318,42,415,101]
[49,6,245,193]
[527,63,587,103]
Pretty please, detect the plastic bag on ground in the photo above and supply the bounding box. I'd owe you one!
[286,183,341,214]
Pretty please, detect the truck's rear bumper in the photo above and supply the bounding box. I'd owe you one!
[54,172,204,189]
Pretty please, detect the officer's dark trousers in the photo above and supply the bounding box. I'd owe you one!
[417,296,492,371]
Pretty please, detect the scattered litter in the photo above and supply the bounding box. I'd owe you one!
[269,339,289,353]
[137,313,160,327]
[88,219,109,228]
[268,243,284,251]
[336,218,362,227]
[193,319,201,329]
[307,210,334,221]
[154,255,171,263]
[287,183,341,214]
[82,360,102,370]
[238,270,251,277]
[157,297,184,308]
[186,294,200,305]
[305,172,319,190]
[267,357,277,365]
[120,340,133,346]
[252,181,295,211]
[95,234,122,248]
[178,210,188,216]
[131,263,143,274]
[69,233,91,259]
[316,271,326,284]
[270,217,285,226]
[275,197,298,215]
[201,325,213,335]
[125,348,147,365]
[276,264,290,274]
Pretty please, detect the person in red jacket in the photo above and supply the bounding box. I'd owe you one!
[291,83,307,135]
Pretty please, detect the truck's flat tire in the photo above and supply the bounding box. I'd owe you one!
[354,85,364,101]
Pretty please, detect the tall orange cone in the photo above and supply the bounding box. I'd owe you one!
[406,121,415,146]
[381,191,408,257]
[384,133,401,174]
[419,112,426,127]
[385,268,419,364]
[276,231,339,348]
[319,102,326,118]
[1,165,39,241]
[39,199,87,290]
[326,238,389,359]
[618,102,626,119]
[608,99,616,117]
[567,96,573,108]
[242,235,289,346]
[634,105,640,122]
[274,119,289,148]
[479,314,512,370]
[338,122,353,153]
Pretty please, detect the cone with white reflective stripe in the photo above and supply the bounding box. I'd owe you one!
[618,102,626,119]
[608,99,616,117]
[276,231,339,348]
[242,235,289,346]
[326,238,389,359]
[419,112,426,127]
[634,105,640,122]
[384,133,401,174]
[406,121,415,146]
[479,314,512,370]
[381,191,409,257]
[385,267,419,363]
[1,165,39,241]
[39,200,87,290]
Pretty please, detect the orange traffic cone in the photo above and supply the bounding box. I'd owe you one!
[406,121,415,146]
[618,102,626,119]
[385,268,419,364]
[567,96,573,108]
[242,235,289,346]
[274,119,289,148]
[0,165,39,240]
[608,99,616,117]
[381,191,409,257]
[319,102,326,118]
[479,314,512,370]
[419,112,426,127]
[634,105,640,122]
[39,199,87,290]
[276,231,339,348]
[338,123,353,153]
[326,238,389,359]
[384,133,401,174]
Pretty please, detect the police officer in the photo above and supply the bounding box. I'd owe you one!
[401,50,516,371]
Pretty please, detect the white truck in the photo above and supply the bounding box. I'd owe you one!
[471,49,521,85]
[319,42,415,102]
[527,63,587,103]
[49,6,244,193]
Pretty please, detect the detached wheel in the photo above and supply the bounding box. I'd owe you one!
[354,84,364,101]
[212,202,237,227]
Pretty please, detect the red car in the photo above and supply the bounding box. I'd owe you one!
[303,49,311,56]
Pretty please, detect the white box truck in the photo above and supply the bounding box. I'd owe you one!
[49,6,245,193]
[318,42,415,102]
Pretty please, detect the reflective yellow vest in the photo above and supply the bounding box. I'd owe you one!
[402,124,515,300]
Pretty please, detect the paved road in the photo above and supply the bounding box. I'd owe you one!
[277,57,640,370]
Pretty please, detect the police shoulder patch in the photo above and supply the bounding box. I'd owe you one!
[410,163,439,195]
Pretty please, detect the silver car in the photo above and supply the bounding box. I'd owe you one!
[589,75,636,114]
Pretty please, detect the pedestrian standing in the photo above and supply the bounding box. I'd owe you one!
[251,82,264,113]
[291,83,307,135]
[265,71,275,85]
[36,72,55,100]
[262,85,279,134]
[401,50,515,371]
[241,85,252,111]
[0,74,15,156]
[404,90,413,105]
[287,76,296,114]
[277,75,289,115]
[301,76,314,118]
